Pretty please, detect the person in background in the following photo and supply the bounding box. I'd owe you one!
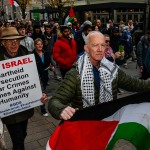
[53,25,77,78]
[72,17,80,31]
[33,38,54,117]
[109,27,121,54]
[95,19,102,30]
[26,24,33,37]
[0,27,47,150]
[104,34,125,65]
[31,24,45,42]
[95,19,106,33]
[75,24,92,55]
[92,25,99,31]
[4,21,10,28]
[106,19,115,36]
[10,21,16,27]
[128,19,134,31]
[51,22,60,42]
[43,24,62,81]
[67,22,75,38]
[120,26,133,68]
[137,31,150,80]
[74,20,92,41]
[17,24,34,53]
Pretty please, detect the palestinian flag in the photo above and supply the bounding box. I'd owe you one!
[46,92,150,150]
[64,7,75,25]
[9,0,14,6]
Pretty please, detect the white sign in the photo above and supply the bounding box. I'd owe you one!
[0,54,43,118]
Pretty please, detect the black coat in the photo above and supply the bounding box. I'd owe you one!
[33,50,52,87]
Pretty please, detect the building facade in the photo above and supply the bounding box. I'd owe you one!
[0,0,149,31]
[29,0,149,31]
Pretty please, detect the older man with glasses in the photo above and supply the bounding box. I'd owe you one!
[0,27,47,150]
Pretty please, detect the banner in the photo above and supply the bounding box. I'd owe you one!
[0,54,42,118]
[46,92,150,150]
[64,7,75,25]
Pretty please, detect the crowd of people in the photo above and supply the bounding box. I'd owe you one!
[0,18,150,150]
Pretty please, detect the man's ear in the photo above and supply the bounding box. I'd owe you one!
[84,45,89,53]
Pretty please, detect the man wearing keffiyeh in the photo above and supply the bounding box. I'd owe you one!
[48,31,150,149]
[49,31,150,120]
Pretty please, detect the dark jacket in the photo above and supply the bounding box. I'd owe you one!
[0,45,34,124]
[137,36,150,67]
[75,34,85,55]
[43,32,55,55]
[33,50,52,87]
[31,30,45,42]
[110,35,121,53]
[48,64,150,119]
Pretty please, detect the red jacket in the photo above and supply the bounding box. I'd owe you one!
[53,37,77,69]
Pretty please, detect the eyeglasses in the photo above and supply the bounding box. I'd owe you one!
[106,40,110,43]
[5,39,20,44]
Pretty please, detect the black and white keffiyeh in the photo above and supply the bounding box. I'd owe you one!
[76,52,119,108]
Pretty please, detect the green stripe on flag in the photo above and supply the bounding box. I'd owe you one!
[106,122,150,150]
[68,17,74,23]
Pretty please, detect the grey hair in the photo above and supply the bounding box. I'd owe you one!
[85,31,104,44]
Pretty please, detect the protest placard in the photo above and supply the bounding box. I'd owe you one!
[0,54,42,118]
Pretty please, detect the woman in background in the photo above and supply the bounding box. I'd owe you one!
[33,38,54,116]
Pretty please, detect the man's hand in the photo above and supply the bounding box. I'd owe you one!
[60,106,78,120]
[41,93,47,103]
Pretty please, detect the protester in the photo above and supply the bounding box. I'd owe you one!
[26,24,33,37]
[137,31,150,79]
[75,24,92,55]
[17,24,34,53]
[51,22,60,42]
[48,31,150,120]
[95,19,102,30]
[52,25,77,78]
[74,20,92,41]
[0,27,47,150]
[104,34,125,65]
[95,19,106,33]
[106,19,115,36]
[33,38,54,116]
[31,24,45,42]
[92,25,99,31]
[43,24,62,81]
[128,19,134,31]
[67,22,75,37]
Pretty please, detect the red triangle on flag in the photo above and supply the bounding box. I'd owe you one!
[9,0,14,6]
[69,7,75,18]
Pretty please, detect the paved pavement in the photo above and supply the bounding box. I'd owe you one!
[4,59,141,150]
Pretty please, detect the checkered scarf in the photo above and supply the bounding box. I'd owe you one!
[76,52,119,108]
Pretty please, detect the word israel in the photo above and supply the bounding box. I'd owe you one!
[1,57,33,69]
